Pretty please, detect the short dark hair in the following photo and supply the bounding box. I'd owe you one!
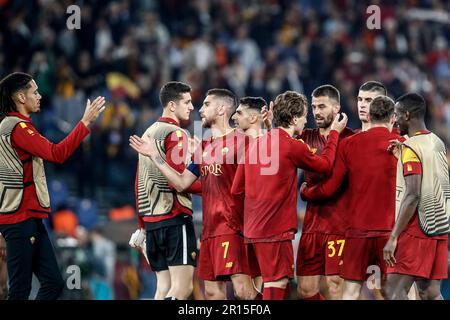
[159,81,191,107]
[206,88,238,115]
[239,96,267,111]
[395,93,426,119]
[369,95,395,123]
[359,81,387,96]
[312,84,340,103]
[273,91,307,128]
[0,72,33,116]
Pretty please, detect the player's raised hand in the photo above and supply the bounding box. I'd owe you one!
[330,113,348,134]
[261,101,274,130]
[129,135,158,158]
[383,236,397,267]
[81,96,106,127]
[387,139,402,159]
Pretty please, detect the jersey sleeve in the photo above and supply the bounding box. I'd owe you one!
[290,130,338,174]
[164,130,188,174]
[165,130,202,194]
[11,121,89,164]
[186,180,202,194]
[231,162,245,196]
[401,146,422,176]
[301,139,348,201]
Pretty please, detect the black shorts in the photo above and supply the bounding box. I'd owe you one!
[145,218,198,272]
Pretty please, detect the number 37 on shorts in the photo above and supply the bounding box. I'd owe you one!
[327,239,345,258]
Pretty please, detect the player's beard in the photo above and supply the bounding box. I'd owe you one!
[315,113,334,129]
[202,117,212,128]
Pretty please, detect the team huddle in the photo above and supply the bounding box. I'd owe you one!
[128,81,450,300]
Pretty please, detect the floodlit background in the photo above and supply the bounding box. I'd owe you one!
[0,0,449,299]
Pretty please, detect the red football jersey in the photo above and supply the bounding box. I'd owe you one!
[188,129,247,240]
[302,127,401,237]
[300,127,355,235]
[232,128,339,240]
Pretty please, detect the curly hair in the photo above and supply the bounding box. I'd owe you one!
[273,91,307,128]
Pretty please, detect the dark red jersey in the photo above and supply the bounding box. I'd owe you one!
[301,127,401,237]
[300,127,355,235]
[232,128,339,240]
[188,129,247,240]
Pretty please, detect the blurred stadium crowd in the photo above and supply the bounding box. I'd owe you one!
[0,0,449,299]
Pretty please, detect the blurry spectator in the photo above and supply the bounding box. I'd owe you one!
[53,205,79,238]
[1,0,449,299]
[113,250,140,300]
[76,199,100,231]
[109,204,135,222]
[48,179,70,209]
[90,227,117,298]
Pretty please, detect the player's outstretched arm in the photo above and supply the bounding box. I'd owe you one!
[129,135,197,192]
[300,136,349,201]
[11,96,106,164]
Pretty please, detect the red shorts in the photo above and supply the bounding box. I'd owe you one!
[250,240,294,283]
[340,236,389,282]
[198,234,257,281]
[296,233,345,276]
[387,233,448,279]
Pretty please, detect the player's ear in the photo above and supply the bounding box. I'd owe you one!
[167,101,176,112]
[334,103,341,114]
[249,112,258,124]
[14,91,26,105]
[405,111,411,121]
[217,104,226,116]
[389,113,396,125]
